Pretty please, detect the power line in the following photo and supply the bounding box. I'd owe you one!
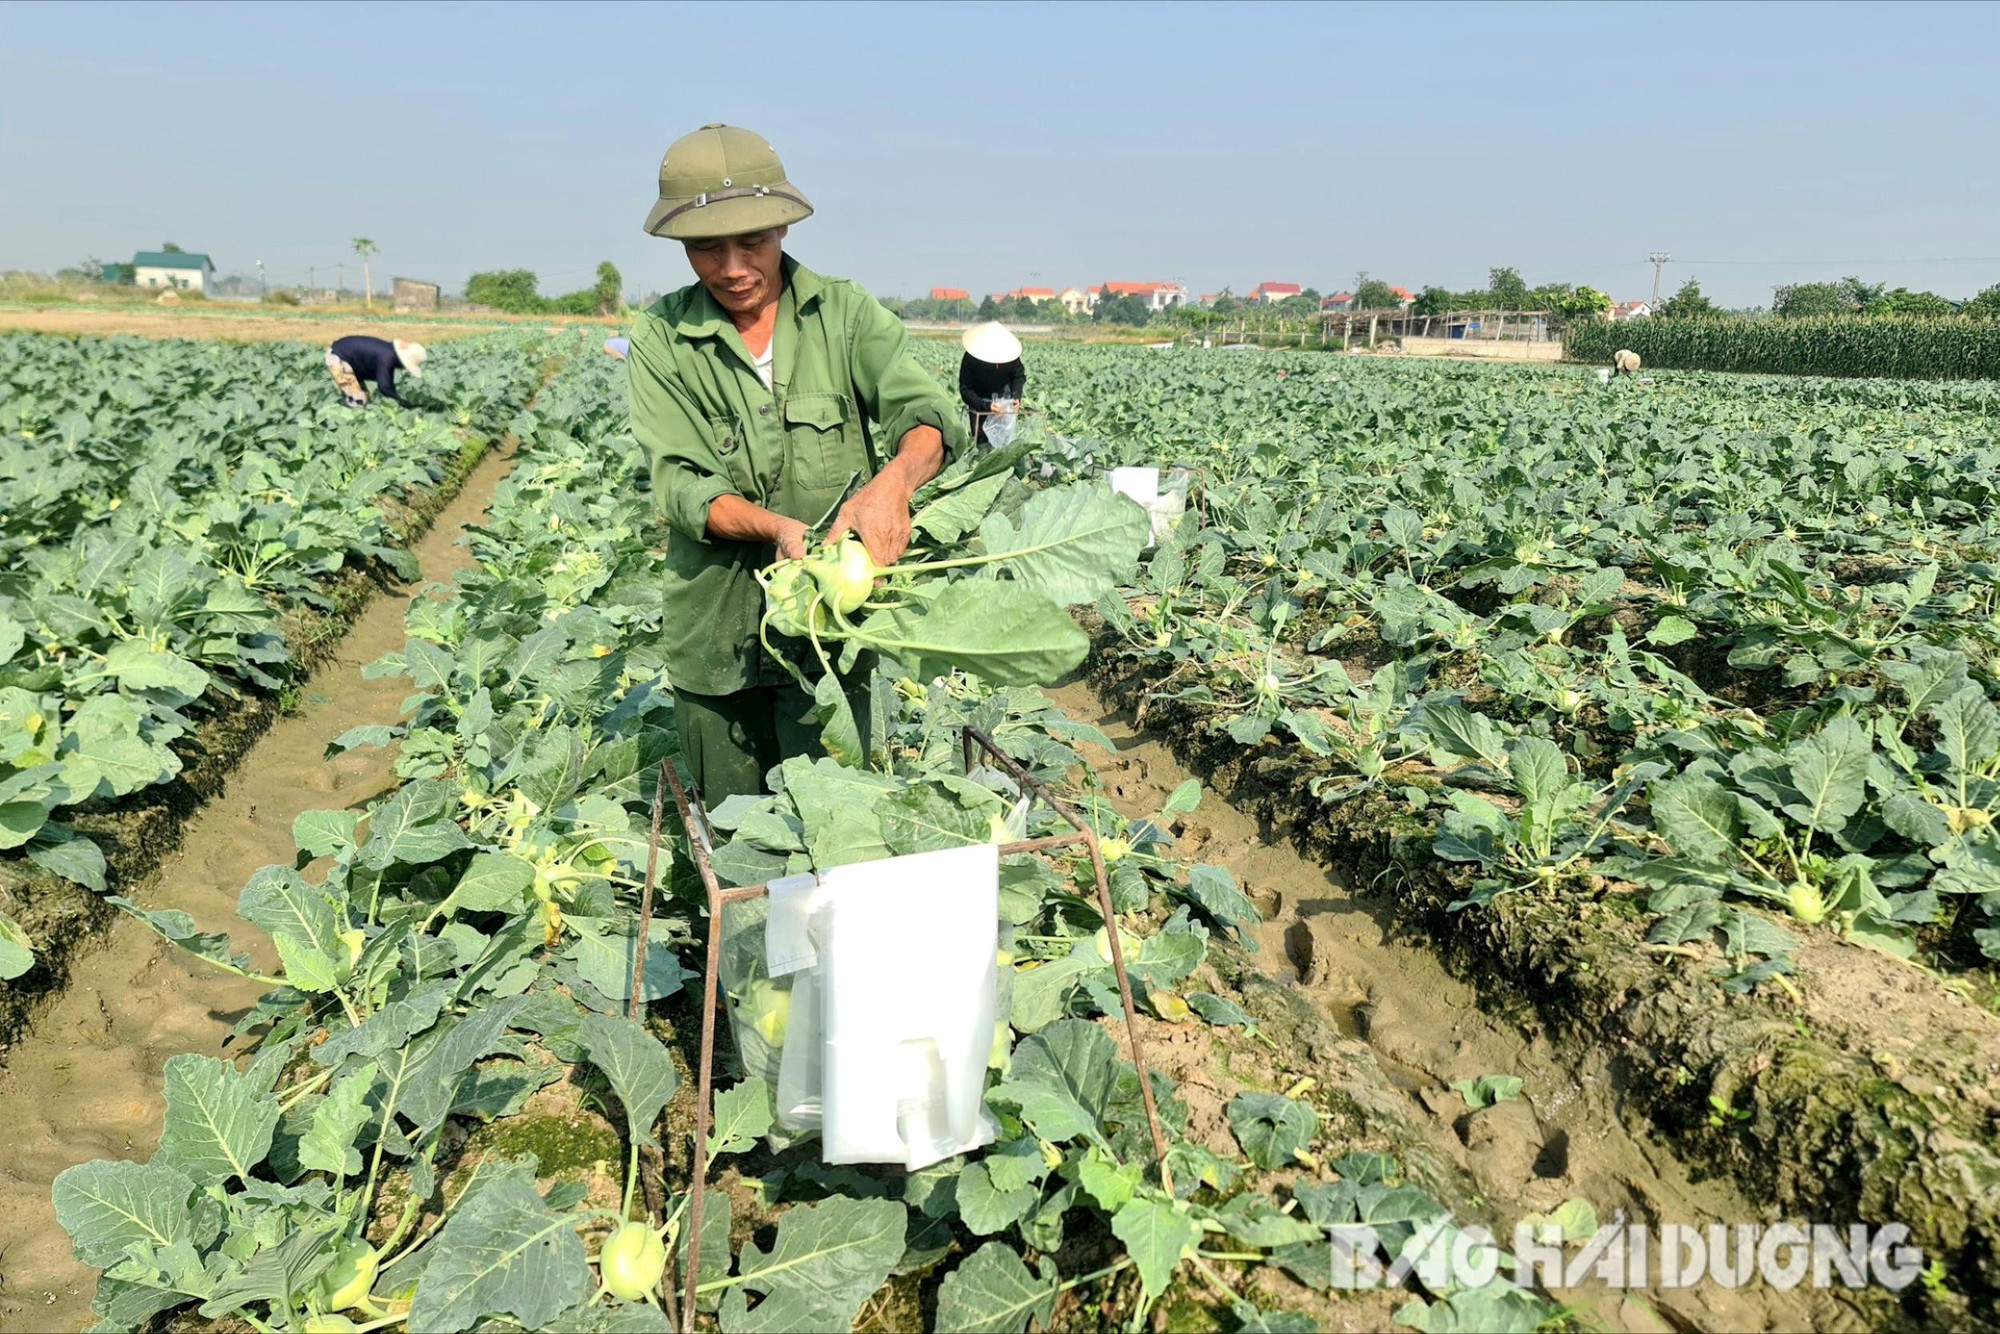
[1648,252,1670,307]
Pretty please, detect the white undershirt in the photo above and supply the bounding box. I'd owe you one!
[752,338,775,390]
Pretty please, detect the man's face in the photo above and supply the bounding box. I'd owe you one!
[684,226,788,317]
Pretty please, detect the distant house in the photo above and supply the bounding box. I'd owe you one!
[1388,286,1416,307]
[1320,292,1354,311]
[1196,293,1224,307]
[123,251,216,292]
[1612,300,1652,320]
[930,287,970,302]
[1057,287,1095,315]
[1250,282,1303,304]
[393,277,441,313]
[1009,286,1056,304]
[1097,281,1189,312]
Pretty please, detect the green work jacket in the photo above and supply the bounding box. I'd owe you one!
[628,257,966,696]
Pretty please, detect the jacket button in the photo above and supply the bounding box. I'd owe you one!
[759,405,772,416]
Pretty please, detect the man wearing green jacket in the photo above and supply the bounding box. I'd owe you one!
[628,124,968,803]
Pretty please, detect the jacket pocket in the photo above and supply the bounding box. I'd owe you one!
[780,393,864,501]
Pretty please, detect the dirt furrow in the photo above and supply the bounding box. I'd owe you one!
[0,447,515,1332]
[1047,679,1864,1334]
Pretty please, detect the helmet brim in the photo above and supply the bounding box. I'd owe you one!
[644,188,813,239]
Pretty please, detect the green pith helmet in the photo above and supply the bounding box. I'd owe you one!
[642,124,815,239]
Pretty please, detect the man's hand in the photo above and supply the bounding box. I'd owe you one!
[827,424,945,567]
[828,473,915,568]
[773,517,810,561]
[708,494,810,560]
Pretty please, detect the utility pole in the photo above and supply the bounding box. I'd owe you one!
[256,258,265,300]
[309,265,316,299]
[1648,252,1671,308]
[338,263,345,298]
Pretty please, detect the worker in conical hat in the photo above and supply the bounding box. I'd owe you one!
[325,335,425,408]
[958,321,1025,444]
[627,123,968,802]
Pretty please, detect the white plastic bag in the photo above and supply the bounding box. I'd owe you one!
[983,399,1018,447]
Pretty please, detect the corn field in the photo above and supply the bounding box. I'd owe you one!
[1565,314,2000,380]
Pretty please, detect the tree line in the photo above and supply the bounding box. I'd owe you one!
[1643,274,2000,320]
[463,263,625,316]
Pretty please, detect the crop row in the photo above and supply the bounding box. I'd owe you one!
[0,332,546,977]
[1566,313,2000,380]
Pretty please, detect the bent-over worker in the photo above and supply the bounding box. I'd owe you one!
[627,123,968,803]
[958,321,1025,444]
[326,335,425,408]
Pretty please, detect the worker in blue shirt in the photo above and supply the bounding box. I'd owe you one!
[326,335,426,407]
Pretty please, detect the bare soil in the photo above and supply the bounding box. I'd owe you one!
[0,448,515,1332]
[1048,679,1867,1333]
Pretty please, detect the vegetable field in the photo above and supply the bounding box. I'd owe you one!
[1,333,544,1010]
[5,331,1999,1333]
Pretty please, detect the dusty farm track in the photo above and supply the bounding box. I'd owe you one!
[1047,680,1872,1334]
[0,448,515,1332]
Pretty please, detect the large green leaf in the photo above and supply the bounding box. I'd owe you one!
[53,1159,211,1267]
[716,1196,906,1334]
[955,1160,1042,1237]
[579,1013,679,1150]
[566,916,687,1005]
[1226,1092,1319,1169]
[866,581,1089,687]
[57,695,179,798]
[1110,1196,1199,1300]
[101,640,210,699]
[708,1081,774,1156]
[358,778,470,870]
[156,1054,281,1185]
[935,1242,1059,1334]
[399,997,527,1136]
[407,1176,592,1331]
[1782,716,1871,833]
[1647,772,1743,863]
[990,1018,1121,1147]
[298,1061,379,1178]
[237,865,344,959]
[974,482,1150,607]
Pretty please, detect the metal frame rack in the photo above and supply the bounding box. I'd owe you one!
[630,727,1171,1332]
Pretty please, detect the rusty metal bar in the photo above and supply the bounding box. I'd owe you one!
[629,759,671,1023]
[959,728,1174,1191]
[666,761,724,1334]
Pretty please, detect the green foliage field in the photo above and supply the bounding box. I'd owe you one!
[1566,313,2000,379]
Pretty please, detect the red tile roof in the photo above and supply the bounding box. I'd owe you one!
[1254,282,1303,297]
[930,287,969,301]
[1018,286,1055,297]
[1099,281,1180,295]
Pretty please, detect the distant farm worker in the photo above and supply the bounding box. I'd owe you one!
[326,335,425,408]
[628,123,967,803]
[1613,348,1641,377]
[958,321,1025,445]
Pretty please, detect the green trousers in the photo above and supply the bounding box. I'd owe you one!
[673,672,877,805]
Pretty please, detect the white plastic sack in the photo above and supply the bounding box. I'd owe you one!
[818,842,1000,1168]
[1110,466,1191,548]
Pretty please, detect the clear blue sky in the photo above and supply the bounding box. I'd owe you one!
[4,1,1997,309]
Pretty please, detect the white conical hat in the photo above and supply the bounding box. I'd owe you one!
[960,321,1021,364]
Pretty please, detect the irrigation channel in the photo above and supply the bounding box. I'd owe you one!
[0,447,516,1332]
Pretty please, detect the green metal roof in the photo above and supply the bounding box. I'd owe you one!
[131,251,213,270]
